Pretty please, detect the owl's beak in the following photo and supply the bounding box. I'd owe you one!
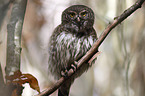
[77,17,80,22]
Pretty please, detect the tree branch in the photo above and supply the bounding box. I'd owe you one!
[37,0,145,96]
[0,63,5,95]
[0,0,14,29]
[6,0,27,76]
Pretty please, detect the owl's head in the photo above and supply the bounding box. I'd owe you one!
[61,5,94,32]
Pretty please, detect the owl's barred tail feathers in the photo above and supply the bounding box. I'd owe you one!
[58,87,70,96]
[58,80,72,96]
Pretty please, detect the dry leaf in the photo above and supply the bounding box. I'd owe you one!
[20,74,40,93]
[6,70,40,94]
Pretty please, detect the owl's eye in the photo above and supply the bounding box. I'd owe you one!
[81,12,87,17]
[69,13,75,17]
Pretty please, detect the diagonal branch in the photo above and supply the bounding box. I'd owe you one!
[37,0,145,96]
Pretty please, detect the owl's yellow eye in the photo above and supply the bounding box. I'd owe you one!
[69,13,75,17]
[81,12,87,17]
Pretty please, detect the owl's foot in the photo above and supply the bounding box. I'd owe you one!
[61,69,68,77]
[70,61,78,72]
[61,61,78,78]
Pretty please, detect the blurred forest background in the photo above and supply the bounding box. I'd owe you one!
[0,0,145,96]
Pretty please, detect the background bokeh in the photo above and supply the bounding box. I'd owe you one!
[0,0,145,96]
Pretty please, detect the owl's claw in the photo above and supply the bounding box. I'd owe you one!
[61,69,68,77]
[74,61,78,65]
[61,61,78,77]
[70,61,78,72]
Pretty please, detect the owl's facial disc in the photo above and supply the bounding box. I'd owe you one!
[61,5,94,33]
[77,17,80,22]
[68,11,77,18]
[68,11,88,32]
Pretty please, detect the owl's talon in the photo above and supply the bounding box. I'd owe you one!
[74,61,78,65]
[61,69,68,77]
[70,62,78,72]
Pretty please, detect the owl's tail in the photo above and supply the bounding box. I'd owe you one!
[58,78,74,96]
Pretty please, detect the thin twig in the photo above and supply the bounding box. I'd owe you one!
[37,0,145,96]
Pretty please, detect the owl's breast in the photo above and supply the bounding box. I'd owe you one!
[56,32,95,62]
[48,31,96,79]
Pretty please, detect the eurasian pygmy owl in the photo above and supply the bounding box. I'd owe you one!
[48,5,97,96]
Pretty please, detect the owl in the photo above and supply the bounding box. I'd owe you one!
[48,5,97,96]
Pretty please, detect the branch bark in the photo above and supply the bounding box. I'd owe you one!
[37,0,145,96]
[0,0,15,29]
[6,0,27,76]
[0,63,5,95]
[3,0,27,96]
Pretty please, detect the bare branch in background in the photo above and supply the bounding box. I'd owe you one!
[6,0,27,75]
[0,63,5,95]
[2,0,27,95]
[0,0,14,30]
[37,0,145,96]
